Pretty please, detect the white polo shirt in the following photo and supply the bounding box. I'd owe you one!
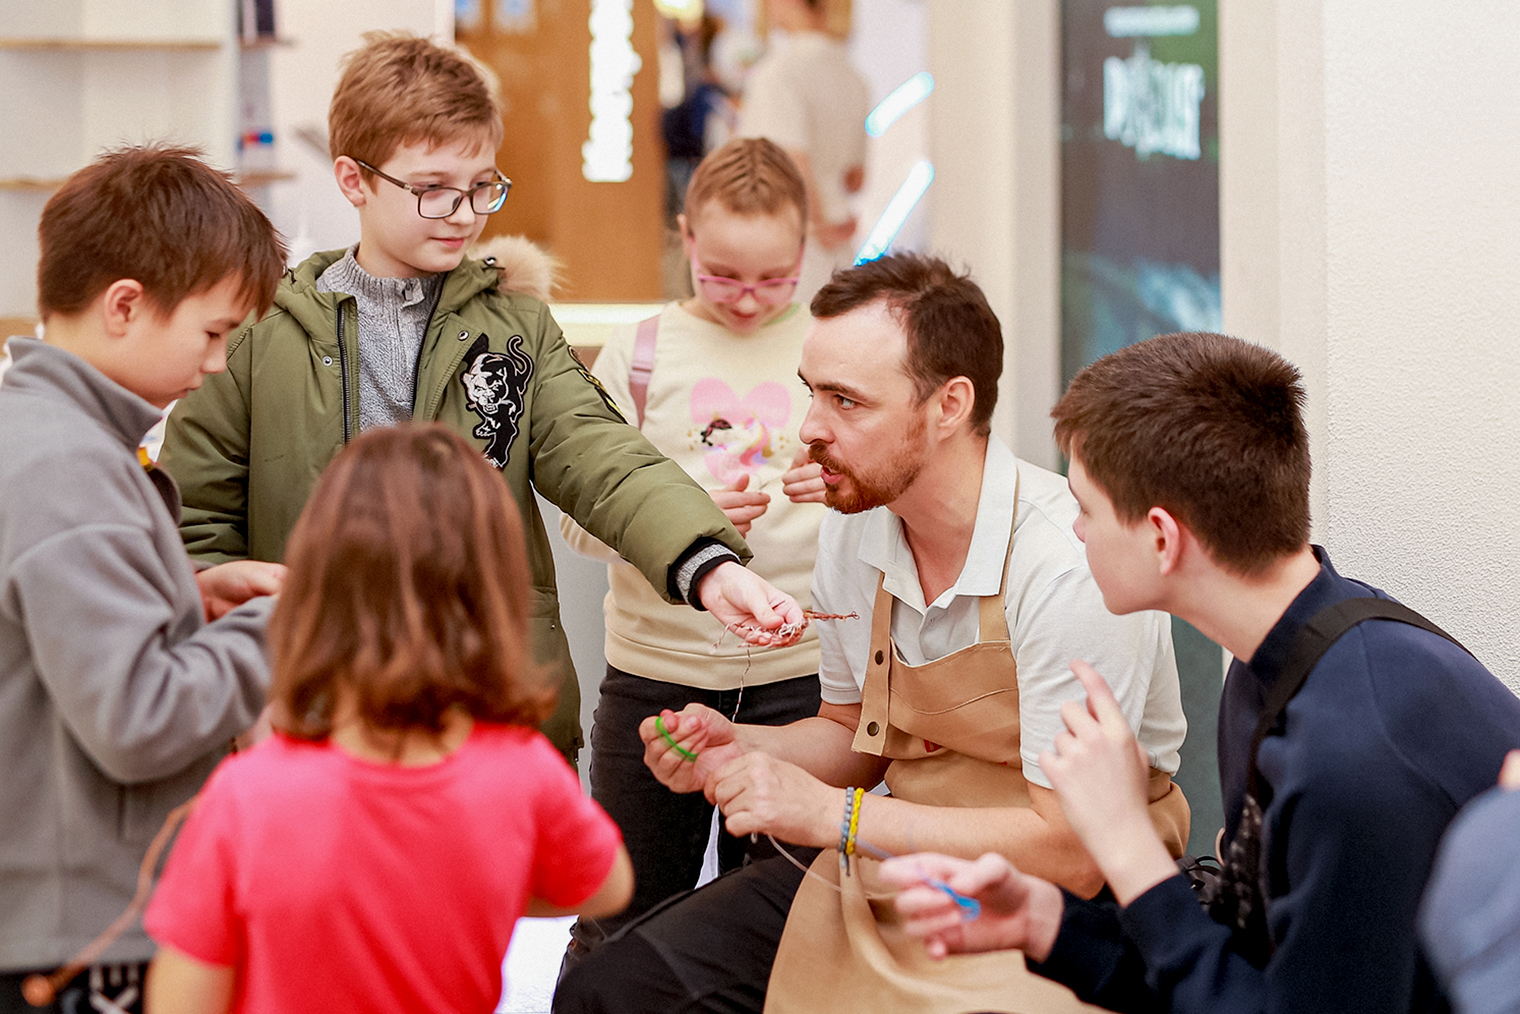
[813,436,1186,788]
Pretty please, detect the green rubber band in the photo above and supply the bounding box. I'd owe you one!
[656,715,699,762]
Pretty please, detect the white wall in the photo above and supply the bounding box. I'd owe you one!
[261,0,450,261]
[926,0,1060,470]
[1221,1,1520,690]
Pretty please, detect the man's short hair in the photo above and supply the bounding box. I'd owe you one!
[1051,331,1311,575]
[811,253,1002,436]
[329,32,504,174]
[683,137,807,228]
[37,144,286,321]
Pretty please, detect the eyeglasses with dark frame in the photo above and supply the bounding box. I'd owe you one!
[353,158,512,219]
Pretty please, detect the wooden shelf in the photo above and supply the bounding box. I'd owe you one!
[0,37,223,51]
[0,177,66,192]
[239,36,294,51]
[235,168,297,188]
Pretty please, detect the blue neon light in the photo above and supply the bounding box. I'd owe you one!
[855,160,934,264]
[865,71,935,137]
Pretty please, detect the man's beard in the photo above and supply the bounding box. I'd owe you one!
[809,417,927,514]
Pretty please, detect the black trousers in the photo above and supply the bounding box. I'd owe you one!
[573,665,820,948]
[554,849,819,1014]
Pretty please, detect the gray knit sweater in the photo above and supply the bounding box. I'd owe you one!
[317,247,444,431]
[0,339,271,970]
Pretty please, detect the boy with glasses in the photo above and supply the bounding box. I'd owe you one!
[558,137,828,961]
[162,34,806,762]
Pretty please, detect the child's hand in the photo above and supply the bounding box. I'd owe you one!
[195,560,287,621]
[781,445,826,504]
[697,562,806,646]
[710,474,770,536]
[882,852,1065,962]
[1041,660,1177,905]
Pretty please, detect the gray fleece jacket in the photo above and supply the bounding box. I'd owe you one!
[0,338,271,971]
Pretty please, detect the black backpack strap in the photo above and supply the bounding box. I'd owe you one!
[1246,597,1472,799]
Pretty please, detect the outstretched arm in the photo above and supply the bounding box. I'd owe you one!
[696,560,804,645]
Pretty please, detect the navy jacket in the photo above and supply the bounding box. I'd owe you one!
[1033,549,1520,1013]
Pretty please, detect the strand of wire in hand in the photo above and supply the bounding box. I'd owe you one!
[710,611,860,722]
[764,832,981,919]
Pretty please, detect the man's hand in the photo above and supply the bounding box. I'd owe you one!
[882,852,1065,962]
[781,445,826,504]
[640,705,743,794]
[710,751,836,845]
[195,560,286,621]
[1041,660,1177,905]
[711,474,771,536]
[697,561,805,645]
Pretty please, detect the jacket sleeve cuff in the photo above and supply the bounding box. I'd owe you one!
[670,538,743,608]
[1116,872,1221,974]
[1028,889,1164,1012]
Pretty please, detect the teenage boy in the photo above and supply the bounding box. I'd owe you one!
[884,332,1520,1013]
[0,146,286,1014]
[554,254,1189,1014]
[160,33,803,760]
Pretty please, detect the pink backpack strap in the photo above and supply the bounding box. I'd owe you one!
[628,312,660,428]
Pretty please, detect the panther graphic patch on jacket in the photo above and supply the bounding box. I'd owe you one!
[461,333,533,468]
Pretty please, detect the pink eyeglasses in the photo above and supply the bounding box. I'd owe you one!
[692,255,801,306]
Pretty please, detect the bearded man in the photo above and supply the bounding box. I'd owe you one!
[554,253,1191,1014]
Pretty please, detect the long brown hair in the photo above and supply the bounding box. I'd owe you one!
[268,424,555,739]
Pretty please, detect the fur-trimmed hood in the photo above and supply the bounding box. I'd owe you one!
[468,234,561,303]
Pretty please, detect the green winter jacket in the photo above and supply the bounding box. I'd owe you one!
[159,249,749,756]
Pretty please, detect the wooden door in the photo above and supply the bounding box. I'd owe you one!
[460,0,664,301]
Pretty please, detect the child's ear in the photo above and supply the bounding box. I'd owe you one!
[333,156,370,208]
[100,279,147,339]
[677,213,694,252]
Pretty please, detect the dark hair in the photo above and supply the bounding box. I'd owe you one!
[1051,331,1312,575]
[37,144,285,320]
[268,424,555,740]
[329,32,503,176]
[683,137,807,228]
[811,253,1002,435]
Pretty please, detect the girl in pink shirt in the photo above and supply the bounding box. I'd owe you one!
[143,424,632,1013]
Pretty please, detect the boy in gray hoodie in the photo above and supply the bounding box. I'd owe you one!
[0,145,287,1014]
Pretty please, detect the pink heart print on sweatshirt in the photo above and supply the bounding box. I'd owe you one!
[690,378,792,485]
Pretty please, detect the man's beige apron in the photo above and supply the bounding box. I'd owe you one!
[765,524,1191,1014]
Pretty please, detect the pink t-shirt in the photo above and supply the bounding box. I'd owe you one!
[144,724,621,1013]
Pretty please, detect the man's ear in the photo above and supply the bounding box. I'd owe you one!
[1148,506,1186,576]
[932,375,976,434]
[100,279,148,339]
[333,156,370,209]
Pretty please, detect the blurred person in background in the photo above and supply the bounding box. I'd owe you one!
[739,0,869,301]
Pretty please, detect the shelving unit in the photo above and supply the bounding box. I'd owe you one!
[0,1,289,320]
